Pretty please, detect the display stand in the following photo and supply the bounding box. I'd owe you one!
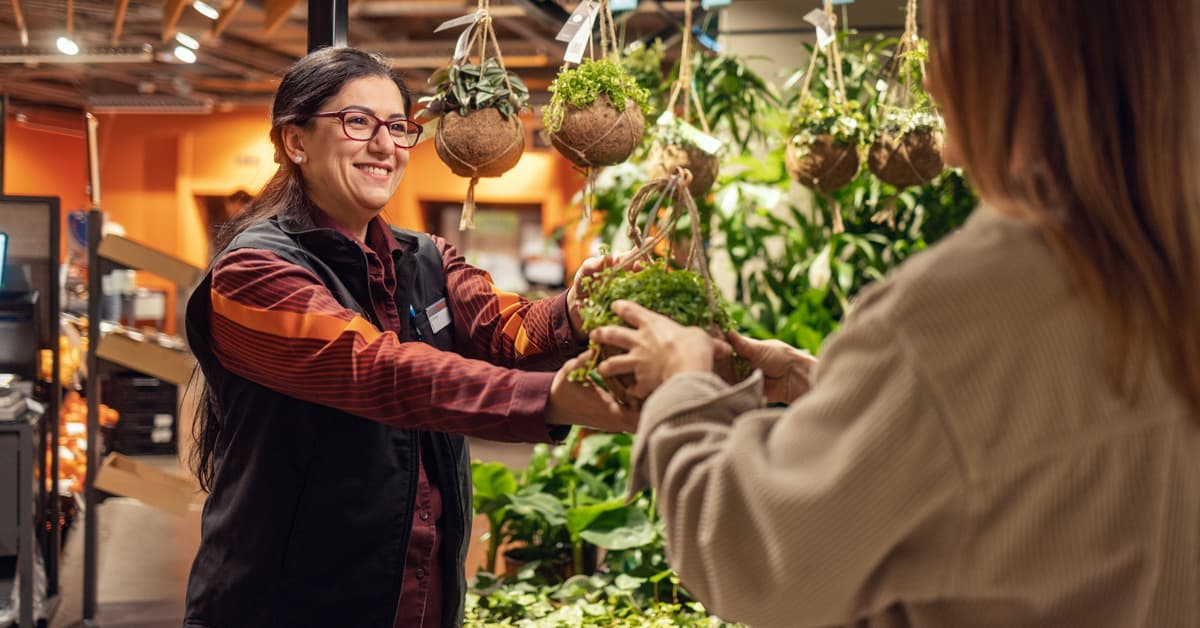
[0,194,64,627]
[81,115,203,624]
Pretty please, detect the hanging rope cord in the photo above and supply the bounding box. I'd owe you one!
[797,0,847,108]
[622,169,722,336]
[555,0,640,217]
[664,0,712,134]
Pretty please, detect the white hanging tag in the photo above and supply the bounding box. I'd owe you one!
[562,2,601,64]
[435,10,486,62]
[656,111,723,155]
[556,1,599,42]
[803,8,836,49]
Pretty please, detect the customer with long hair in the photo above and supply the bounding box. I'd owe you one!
[593,1,1200,626]
[183,46,633,627]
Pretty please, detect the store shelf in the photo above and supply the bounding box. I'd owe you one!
[97,234,203,288]
[95,333,195,388]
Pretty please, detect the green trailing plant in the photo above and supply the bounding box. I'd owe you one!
[420,58,530,119]
[543,57,653,133]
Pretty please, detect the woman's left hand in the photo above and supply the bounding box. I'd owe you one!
[591,300,728,399]
[566,252,639,342]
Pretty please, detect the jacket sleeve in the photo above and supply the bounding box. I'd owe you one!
[207,248,558,442]
[433,235,584,370]
[629,315,967,627]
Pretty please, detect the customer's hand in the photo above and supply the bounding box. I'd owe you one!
[591,300,728,400]
[546,350,640,432]
[727,330,818,404]
[565,251,640,342]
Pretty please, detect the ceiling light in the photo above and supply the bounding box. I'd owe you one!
[56,36,80,55]
[192,0,219,19]
[173,45,197,63]
[175,32,200,49]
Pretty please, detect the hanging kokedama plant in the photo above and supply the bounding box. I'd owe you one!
[867,0,944,189]
[544,57,649,169]
[785,97,866,194]
[421,4,530,230]
[570,171,747,409]
[785,0,862,197]
[646,0,723,198]
[544,0,650,219]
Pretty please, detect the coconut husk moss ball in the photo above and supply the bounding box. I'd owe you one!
[548,95,644,168]
[435,108,525,178]
[786,133,861,193]
[868,129,944,188]
[647,142,721,198]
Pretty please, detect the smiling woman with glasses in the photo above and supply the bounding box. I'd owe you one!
[182,46,635,628]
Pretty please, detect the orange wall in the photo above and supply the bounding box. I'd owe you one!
[6,109,591,306]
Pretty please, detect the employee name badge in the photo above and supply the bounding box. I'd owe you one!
[425,298,451,334]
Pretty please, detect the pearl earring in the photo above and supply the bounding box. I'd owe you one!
[293,155,303,164]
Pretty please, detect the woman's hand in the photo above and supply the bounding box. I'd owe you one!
[546,350,640,432]
[565,251,641,342]
[727,330,818,404]
[591,300,728,400]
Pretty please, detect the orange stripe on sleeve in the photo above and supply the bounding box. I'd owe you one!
[211,287,382,344]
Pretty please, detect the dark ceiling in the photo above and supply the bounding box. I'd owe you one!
[0,0,703,113]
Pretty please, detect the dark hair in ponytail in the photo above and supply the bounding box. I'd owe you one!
[190,46,410,491]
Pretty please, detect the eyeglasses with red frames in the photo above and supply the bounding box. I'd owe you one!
[312,109,423,149]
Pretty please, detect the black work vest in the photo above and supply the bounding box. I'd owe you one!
[183,212,473,628]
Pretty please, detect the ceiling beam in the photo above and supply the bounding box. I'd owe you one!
[354,2,526,18]
[111,0,130,45]
[161,0,188,42]
[10,0,28,46]
[389,53,549,69]
[211,0,245,39]
[264,0,300,36]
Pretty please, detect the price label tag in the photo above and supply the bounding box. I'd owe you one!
[611,0,638,11]
[656,111,723,155]
[434,10,485,62]
[803,8,835,49]
[557,1,601,64]
[700,0,731,8]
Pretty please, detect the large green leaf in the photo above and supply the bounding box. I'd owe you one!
[471,461,516,514]
[577,505,656,551]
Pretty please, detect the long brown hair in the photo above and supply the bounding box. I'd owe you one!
[925,0,1200,417]
[190,47,411,491]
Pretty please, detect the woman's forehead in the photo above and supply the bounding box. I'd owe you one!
[325,75,406,114]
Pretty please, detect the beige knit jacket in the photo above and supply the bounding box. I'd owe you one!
[630,205,1199,628]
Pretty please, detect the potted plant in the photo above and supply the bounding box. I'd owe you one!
[868,106,944,189]
[867,28,945,188]
[421,57,530,228]
[543,57,651,168]
[646,118,722,198]
[785,97,865,193]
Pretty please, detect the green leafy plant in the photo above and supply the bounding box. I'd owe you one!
[543,58,653,133]
[691,53,781,153]
[576,259,732,334]
[788,97,868,148]
[623,39,669,117]
[873,40,941,137]
[420,58,530,118]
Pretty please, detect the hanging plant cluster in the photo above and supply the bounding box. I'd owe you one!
[785,0,945,197]
[420,5,530,230]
